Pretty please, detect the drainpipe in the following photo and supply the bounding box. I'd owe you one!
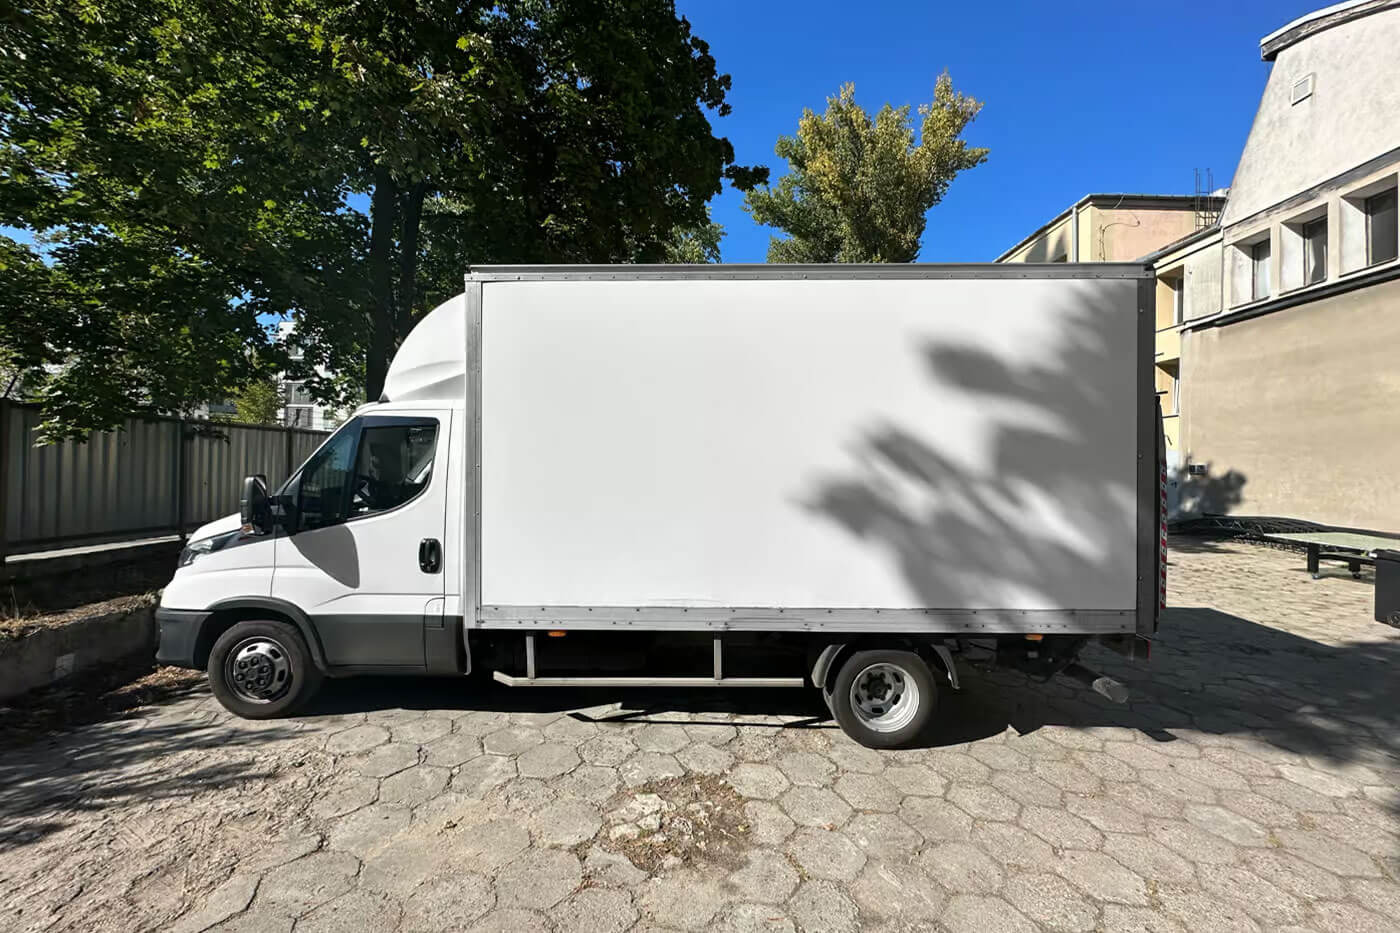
[1071,202,1080,262]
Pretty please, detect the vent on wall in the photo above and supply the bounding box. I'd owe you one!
[1291,73,1315,105]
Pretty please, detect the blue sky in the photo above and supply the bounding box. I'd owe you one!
[682,0,1322,262]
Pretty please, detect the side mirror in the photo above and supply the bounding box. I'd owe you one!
[240,474,271,535]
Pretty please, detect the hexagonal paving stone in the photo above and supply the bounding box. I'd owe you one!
[1065,794,1145,834]
[785,827,866,882]
[776,751,836,788]
[619,752,685,787]
[780,786,852,828]
[727,849,800,903]
[325,803,411,857]
[941,894,1038,933]
[638,871,727,931]
[685,722,739,746]
[1099,904,1188,933]
[1020,804,1104,851]
[727,762,791,800]
[850,859,947,924]
[1033,759,1105,795]
[833,773,901,812]
[1152,884,1262,933]
[451,754,517,795]
[1101,832,1196,885]
[991,770,1064,808]
[1310,900,1398,933]
[633,723,691,753]
[401,874,494,932]
[349,742,420,779]
[914,842,1003,894]
[528,796,602,847]
[827,742,885,775]
[542,715,599,744]
[549,887,636,933]
[744,799,796,845]
[557,764,622,803]
[972,820,1055,871]
[1052,849,1149,905]
[464,908,550,933]
[451,710,512,735]
[482,726,545,757]
[423,733,483,768]
[297,889,401,933]
[713,902,795,933]
[393,717,452,746]
[455,819,531,871]
[1273,828,1382,877]
[1003,873,1097,932]
[948,783,1020,821]
[899,796,973,843]
[883,764,948,798]
[842,811,923,863]
[579,733,637,767]
[256,851,360,915]
[309,776,380,820]
[786,880,859,933]
[325,724,391,755]
[493,849,582,911]
[1243,849,1347,901]
[1198,865,1305,927]
[968,742,1029,772]
[1184,804,1269,847]
[677,743,733,776]
[516,742,581,779]
[1147,817,1240,866]
[379,765,450,808]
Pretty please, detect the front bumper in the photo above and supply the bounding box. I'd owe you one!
[155,608,212,669]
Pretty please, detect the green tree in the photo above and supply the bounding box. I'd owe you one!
[663,209,725,263]
[744,76,987,263]
[228,377,283,426]
[0,1,764,441]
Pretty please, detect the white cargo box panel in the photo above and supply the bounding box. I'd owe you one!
[469,267,1151,634]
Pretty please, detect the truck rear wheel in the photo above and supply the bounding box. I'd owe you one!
[208,619,323,719]
[829,649,937,749]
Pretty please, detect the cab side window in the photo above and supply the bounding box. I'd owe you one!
[348,421,439,517]
[296,422,359,531]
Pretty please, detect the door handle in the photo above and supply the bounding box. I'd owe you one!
[419,538,442,574]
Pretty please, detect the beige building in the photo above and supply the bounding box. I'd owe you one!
[1000,1,1400,532]
[997,193,1223,264]
[1176,0,1400,531]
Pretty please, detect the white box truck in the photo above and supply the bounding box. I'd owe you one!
[157,264,1164,747]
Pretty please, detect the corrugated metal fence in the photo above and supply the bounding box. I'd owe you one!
[0,401,328,556]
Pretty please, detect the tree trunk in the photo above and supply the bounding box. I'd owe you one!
[396,181,427,341]
[365,165,399,402]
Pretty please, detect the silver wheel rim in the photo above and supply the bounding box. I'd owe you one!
[849,662,920,733]
[224,636,292,703]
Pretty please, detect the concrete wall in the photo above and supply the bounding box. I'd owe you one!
[1084,207,1200,262]
[1001,215,1074,262]
[1180,275,1400,531]
[1222,6,1400,227]
[0,601,156,701]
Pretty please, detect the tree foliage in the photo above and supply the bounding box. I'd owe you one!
[663,209,724,263]
[744,76,987,263]
[227,377,284,426]
[0,0,763,441]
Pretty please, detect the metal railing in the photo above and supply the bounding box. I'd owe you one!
[0,401,329,558]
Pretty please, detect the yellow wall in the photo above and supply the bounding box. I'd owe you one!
[1180,276,1400,531]
[1001,215,1074,263]
[1083,207,1201,262]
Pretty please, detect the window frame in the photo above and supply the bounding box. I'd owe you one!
[1250,238,1271,301]
[280,414,441,534]
[1365,188,1398,267]
[1301,216,1327,285]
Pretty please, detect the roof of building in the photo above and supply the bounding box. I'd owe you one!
[1136,223,1223,265]
[995,193,1226,262]
[1260,0,1400,60]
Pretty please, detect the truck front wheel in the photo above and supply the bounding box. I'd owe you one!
[829,649,937,749]
[208,619,323,719]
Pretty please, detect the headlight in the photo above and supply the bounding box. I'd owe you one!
[178,531,238,567]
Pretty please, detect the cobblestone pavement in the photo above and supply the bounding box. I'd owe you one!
[2,538,1398,933]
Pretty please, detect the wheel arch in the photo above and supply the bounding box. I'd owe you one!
[200,597,329,673]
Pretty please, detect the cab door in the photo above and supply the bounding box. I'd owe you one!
[273,412,449,668]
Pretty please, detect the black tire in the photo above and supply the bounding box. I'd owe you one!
[208,619,323,719]
[829,648,937,749]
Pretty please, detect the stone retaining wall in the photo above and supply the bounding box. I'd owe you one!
[0,601,157,701]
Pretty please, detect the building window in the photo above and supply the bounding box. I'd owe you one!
[1155,361,1179,416]
[1367,189,1397,266]
[1250,239,1271,300]
[1302,217,1327,285]
[1172,276,1185,323]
